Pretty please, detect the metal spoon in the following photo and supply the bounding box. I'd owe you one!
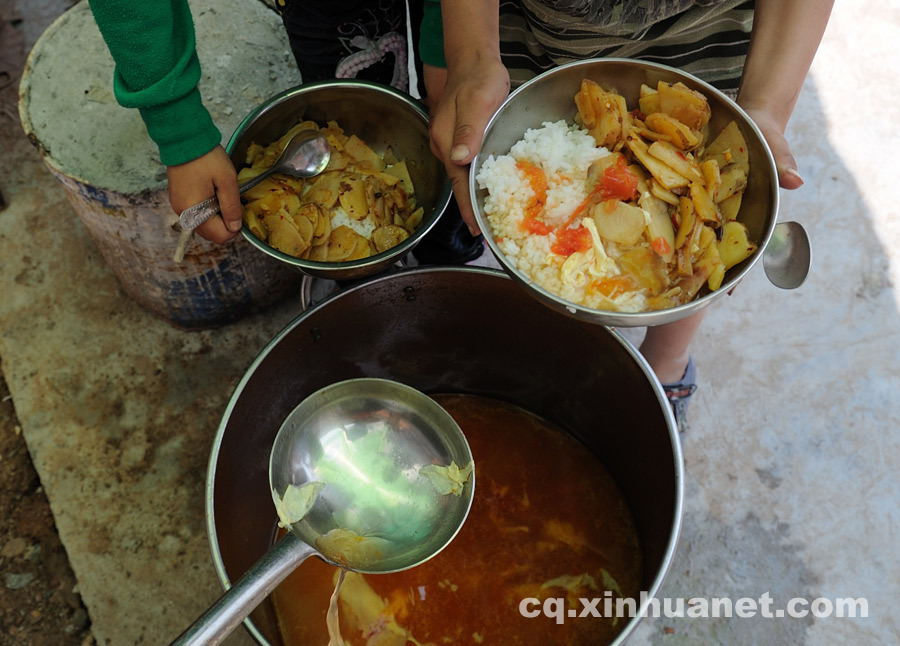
[173,378,474,646]
[176,130,331,233]
[763,221,811,289]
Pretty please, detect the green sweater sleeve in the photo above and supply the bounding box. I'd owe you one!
[88,0,221,166]
[419,0,446,68]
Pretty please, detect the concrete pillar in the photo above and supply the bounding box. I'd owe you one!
[18,0,303,328]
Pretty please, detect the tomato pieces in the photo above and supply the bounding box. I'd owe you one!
[651,236,672,257]
[551,225,592,256]
[598,155,638,202]
[517,160,548,216]
[561,155,639,231]
[515,156,637,243]
[523,218,553,235]
[516,160,551,234]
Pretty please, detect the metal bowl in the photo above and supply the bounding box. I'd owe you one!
[227,80,452,281]
[469,58,779,327]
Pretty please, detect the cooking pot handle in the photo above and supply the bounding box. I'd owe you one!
[171,532,316,645]
[299,260,419,311]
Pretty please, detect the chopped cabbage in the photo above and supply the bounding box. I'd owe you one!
[419,460,474,497]
[273,481,325,529]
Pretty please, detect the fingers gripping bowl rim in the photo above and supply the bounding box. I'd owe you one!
[469,58,780,327]
[226,80,453,281]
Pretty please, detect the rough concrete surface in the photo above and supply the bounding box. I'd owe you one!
[2,1,291,644]
[20,0,299,194]
[0,4,94,644]
[627,2,900,644]
[0,2,898,646]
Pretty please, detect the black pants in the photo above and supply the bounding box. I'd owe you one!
[277,0,483,265]
[278,0,419,90]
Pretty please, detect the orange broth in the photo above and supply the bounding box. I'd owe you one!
[271,394,642,645]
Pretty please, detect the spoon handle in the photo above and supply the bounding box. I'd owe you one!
[176,170,272,232]
[177,195,222,232]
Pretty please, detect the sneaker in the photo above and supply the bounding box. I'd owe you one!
[662,357,697,433]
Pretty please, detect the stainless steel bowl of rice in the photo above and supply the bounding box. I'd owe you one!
[229,80,452,281]
[469,58,779,327]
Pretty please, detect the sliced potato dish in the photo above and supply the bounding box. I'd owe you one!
[238,120,420,262]
[477,79,759,312]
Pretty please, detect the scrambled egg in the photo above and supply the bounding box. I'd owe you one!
[559,217,621,290]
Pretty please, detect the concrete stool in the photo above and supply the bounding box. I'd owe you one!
[18,0,302,328]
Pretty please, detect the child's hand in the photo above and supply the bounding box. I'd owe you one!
[167,146,243,242]
[740,105,804,191]
[428,56,509,235]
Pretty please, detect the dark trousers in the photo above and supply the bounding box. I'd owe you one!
[276,0,483,265]
[278,0,422,92]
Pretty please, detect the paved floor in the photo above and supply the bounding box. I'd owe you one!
[1,1,898,645]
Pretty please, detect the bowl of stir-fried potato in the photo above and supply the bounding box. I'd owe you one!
[227,80,452,280]
[470,58,779,327]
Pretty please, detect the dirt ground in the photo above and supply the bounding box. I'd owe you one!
[0,369,92,645]
[1,4,93,645]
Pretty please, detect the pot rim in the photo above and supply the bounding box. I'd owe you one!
[205,266,684,645]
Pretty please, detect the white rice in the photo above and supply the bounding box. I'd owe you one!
[331,207,376,238]
[476,120,649,312]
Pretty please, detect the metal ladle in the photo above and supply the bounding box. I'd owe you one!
[763,221,811,289]
[176,130,331,234]
[173,378,474,646]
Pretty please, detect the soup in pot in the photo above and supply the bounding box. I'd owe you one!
[271,394,642,645]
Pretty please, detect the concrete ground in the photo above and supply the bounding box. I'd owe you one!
[1,1,898,645]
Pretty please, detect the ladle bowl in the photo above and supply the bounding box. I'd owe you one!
[173,379,473,645]
[270,378,474,573]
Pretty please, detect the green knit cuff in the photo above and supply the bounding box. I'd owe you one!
[419,0,446,68]
[139,88,222,166]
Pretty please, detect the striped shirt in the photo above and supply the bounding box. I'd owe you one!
[421,0,755,93]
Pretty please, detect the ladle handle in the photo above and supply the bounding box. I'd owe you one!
[171,532,315,646]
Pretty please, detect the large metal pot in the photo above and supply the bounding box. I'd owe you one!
[226,80,452,281]
[207,267,683,644]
